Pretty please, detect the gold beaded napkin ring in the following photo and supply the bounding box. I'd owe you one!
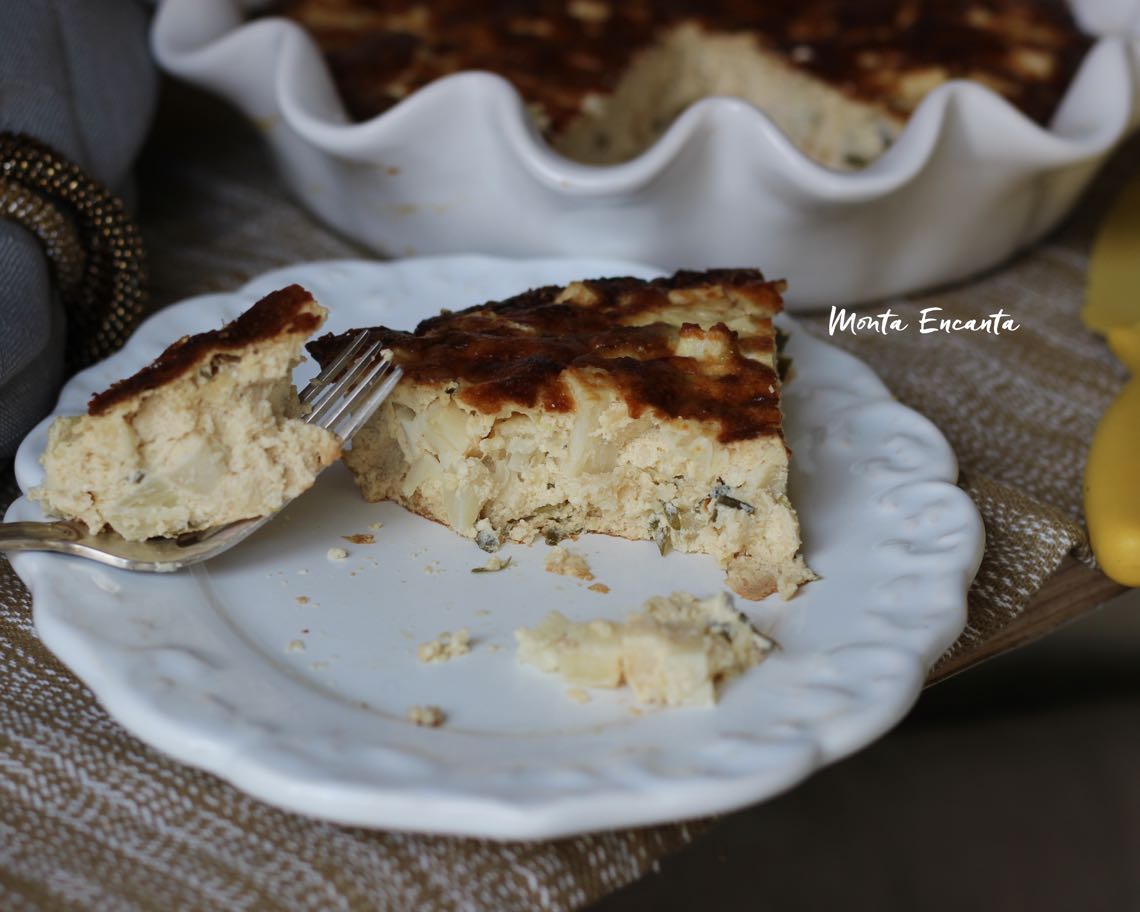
[0,132,147,370]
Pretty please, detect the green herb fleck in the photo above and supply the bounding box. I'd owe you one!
[471,556,512,574]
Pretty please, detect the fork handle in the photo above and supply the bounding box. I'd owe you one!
[0,520,83,553]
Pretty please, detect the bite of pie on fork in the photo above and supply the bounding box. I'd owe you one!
[0,285,400,571]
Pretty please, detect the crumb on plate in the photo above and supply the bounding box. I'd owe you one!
[472,555,512,574]
[567,687,591,704]
[407,704,446,727]
[544,545,594,581]
[417,628,471,663]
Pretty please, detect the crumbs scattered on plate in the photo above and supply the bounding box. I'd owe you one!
[588,582,610,594]
[343,533,375,545]
[296,595,310,605]
[286,639,306,653]
[326,547,348,562]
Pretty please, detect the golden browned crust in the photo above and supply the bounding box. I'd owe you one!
[307,268,786,444]
[272,0,1090,130]
[89,285,322,416]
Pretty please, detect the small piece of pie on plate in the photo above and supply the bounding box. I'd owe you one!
[515,591,776,707]
[308,268,814,600]
[32,286,340,541]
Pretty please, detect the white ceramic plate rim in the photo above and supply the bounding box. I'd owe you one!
[8,256,983,839]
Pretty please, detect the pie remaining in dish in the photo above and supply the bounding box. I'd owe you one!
[274,0,1091,169]
[32,286,340,541]
[308,268,814,600]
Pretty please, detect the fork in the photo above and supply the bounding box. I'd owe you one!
[0,331,402,572]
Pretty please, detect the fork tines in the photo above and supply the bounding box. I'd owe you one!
[299,331,402,443]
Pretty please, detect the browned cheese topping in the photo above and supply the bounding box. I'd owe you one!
[308,269,786,444]
[89,285,322,416]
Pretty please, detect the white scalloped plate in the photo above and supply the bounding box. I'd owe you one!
[152,0,1140,308]
[7,257,982,839]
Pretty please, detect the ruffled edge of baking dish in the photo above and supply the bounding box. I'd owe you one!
[152,0,1140,306]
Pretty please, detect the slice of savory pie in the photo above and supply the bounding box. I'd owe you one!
[307,269,813,599]
[32,285,340,541]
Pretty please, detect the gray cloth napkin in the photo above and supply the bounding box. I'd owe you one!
[0,0,157,464]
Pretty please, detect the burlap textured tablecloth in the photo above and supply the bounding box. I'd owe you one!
[0,91,1132,910]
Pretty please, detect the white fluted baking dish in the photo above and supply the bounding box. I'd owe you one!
[152,0,1140,309]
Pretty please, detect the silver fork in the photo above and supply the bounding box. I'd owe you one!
[0,331,401,572]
